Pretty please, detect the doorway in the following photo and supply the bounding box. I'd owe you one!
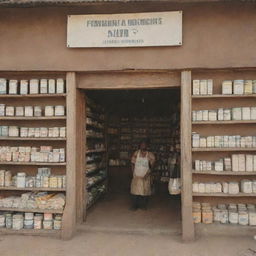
[83,88,181,234]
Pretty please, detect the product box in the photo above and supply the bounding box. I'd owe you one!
[8,80,18,95]
[218,108,224,121]
[24,106,33,117]
[20,80,29,95]
[232,107,242,120]
[192,133,200,148]
[192,80,200,95]
[48,79,56,94]
[29,79,39,94]
[202,110,209,121]
[232,154,239,172]
[196,110,203,121]
[40,79,48,94]
[199,137,207,148]
[223,109,231,120]
[0,78,7,94]
[222,80,233,95]
[233,80,244,94]
[15,106,24,117]
[207,79,213,95]
[251,107,256,120]
[200,80,208,95]
[242,107,251,120]
[0,104,5,116]
[6,106,15,116]
[246,155,253,172]
[209,110,217,121]
[56,78,65,94]
[244,80,253,94]
[238,154,246,172]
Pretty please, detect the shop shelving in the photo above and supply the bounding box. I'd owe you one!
[193,193,256,197]
[0,187,66,191]
[0,162,66,166]
[0,137,66,141]
[0,207,63,214]
[192,148,256,152]
[192,170,256,176]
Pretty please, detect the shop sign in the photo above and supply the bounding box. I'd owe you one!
[67,11,182,48]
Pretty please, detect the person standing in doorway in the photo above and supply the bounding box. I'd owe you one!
[130,139,155,210]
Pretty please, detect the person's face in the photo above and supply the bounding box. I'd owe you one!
[140,142,147,151]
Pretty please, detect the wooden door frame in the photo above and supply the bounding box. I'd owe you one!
[74,70,195,241]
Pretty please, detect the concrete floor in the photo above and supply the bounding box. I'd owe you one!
[83,193,181,235]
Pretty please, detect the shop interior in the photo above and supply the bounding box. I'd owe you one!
[84,88,181,233]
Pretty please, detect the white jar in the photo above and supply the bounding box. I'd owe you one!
[249,211,256,226]
[229,210,238,224]
[239,211,249,225]
[45,106,54,116]
[17,172,26,188]
[12,214,24,230]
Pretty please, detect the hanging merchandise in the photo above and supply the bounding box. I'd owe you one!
[168,178,181,195]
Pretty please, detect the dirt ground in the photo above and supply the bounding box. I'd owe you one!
[1,194,256,256]
[0,231,256,256]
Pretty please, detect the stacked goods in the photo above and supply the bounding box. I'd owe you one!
[0,212,62,230]
[86,143,105,152]
[194,154,256,172]
[87,184,106,208]
[192,133,256,148]
[193,202,213,224]
[193,180,256,194]
[192,107,256,121]
[0,192,65,210]
[0,105,65,117]
[193,202,256,226]
[0,126,66,138]
[86,117,104,129]
[0,78,65,95]
[192,80,213,95]
[87,170,107,188]
[0,146,65,163]
[86,130,104,138]
[222,80,256,95]
[0,168,66,189]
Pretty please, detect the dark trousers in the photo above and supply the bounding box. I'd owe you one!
[131,195,149,209]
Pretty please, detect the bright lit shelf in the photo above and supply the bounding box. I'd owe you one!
[0,162,66,166]
[0,187,66,192]
[192,148,256,152]
[193,193,256,197]
[0,94,66,98]
[0,137,66,141]
[0,207,63,214]
[192,170,256,175]
[192,94,256,99]
[192,120,256,125]
[0,117,66,120]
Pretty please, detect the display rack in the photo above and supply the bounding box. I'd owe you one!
[0,73,69,238]
[84,97,107,213]
[191,70,256,228]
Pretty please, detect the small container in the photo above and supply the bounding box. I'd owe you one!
[6,106,15,116]
[249,211,256,226]
[54,105,65,116]
[48,79,56,94]
[233,80,244,95]
[29,79,39,94]
[0,214,5,228]
[34,106,42,117]
[0,104,5,116]
[9,80,18,94]
[0,78,7,94]
[12,214,24,230]
[17,172,26,188]
[20,80,29,95]
[239,211,249,225]
[8,126,19,137]
[222,80,232,95]
[20,127,28,137]
[24,106,33,117]
[40,79,48,94]
[229,210,238,224]
[34,214,43,230]
[45,106,54,116]
[53,216,62,230]
[56,78,65,93]
[5,213,12,229]
[43,220,53,230]
[4,170,12,186]
[244,80,253,94]
[16,106,24,117]
[192,80,200,95]
[59,127,66,138]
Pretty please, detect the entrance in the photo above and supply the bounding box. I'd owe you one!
[82,88,181,235]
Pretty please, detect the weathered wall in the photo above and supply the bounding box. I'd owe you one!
[0,2,255,71]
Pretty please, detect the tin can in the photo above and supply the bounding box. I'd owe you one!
[43,220,53,230]
[53,215,62,230]
[12,214,24,230]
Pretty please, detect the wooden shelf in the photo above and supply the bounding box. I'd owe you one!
[192,170,256,175]
[193,193,256,197]
[192,148,256,152]
[0,116,66,120]
[0,186,66,192]
[0,94,66,98]
[192,120,256,125]
[0,228,61,237]
[86,149,106,154]
[0,162,66,166]
[0,137,66,141]
[86,136,104,140]
[192,94,256,99]
[0,207,63,213]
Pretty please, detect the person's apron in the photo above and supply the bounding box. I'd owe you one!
[131,151,152,196]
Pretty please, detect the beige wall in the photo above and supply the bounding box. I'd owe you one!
[0,2,255,71]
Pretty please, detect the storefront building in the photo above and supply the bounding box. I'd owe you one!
[0,0,256,241]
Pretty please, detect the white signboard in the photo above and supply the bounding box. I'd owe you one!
[67,11,182,48]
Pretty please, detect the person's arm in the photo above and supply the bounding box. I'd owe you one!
[131,151,137,174]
